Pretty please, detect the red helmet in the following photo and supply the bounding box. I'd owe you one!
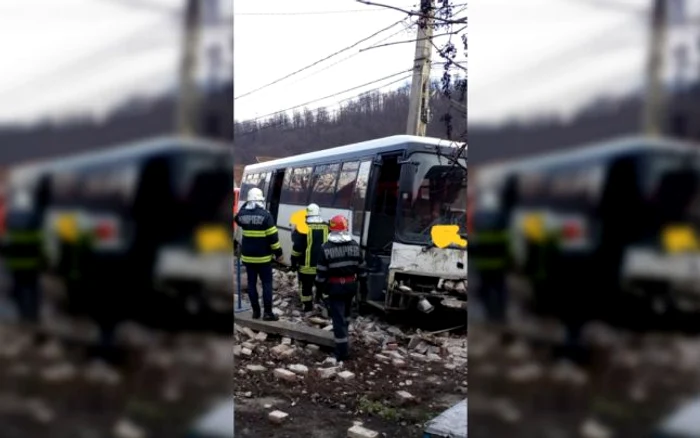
[329,215,349,232]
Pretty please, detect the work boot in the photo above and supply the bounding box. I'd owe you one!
[262,312,279,322]
[251,304,261,320]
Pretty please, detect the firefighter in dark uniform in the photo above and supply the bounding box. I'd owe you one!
[291,203,328,313]
[2,189,44,327]
[471,192,511,325]
[234,188,283,321]
[314,215,367,361]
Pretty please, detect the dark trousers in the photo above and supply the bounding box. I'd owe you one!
[11,273,40,324]
[298,273,315,311]
[325,290,354,360]
[244,262,273,313]
[478,272,508,324]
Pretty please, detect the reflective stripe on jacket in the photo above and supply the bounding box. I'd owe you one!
[234,204,283,264]
[291,222,329,274]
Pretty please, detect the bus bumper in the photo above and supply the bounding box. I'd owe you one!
[154,247,233,305]
[622,247,700,311]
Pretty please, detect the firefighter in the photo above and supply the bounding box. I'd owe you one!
[2,189,44,328]
[234,188,283,321]
[290,203,329,313]
[314,215,367,361]
[471,192,510,326]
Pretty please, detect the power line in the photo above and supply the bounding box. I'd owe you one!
[234,8,388,16]
[282,19,417,88]
[235,75,411,136]
[233,18,408,101]
[248,70,414,122]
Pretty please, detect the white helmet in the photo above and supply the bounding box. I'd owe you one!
[247,188,264,203]
[306,203,321,217]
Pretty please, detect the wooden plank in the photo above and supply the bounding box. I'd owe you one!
[235,311,335,348]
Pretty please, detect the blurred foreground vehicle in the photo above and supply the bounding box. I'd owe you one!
[475,136,700,326]
[236,135,467,316]
[4,136,233,328]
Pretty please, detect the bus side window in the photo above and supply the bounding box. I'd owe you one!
[352,161,372,236]
[281,167,313,205]
[311,163,340,207]
[333,161,360,209]
[258,172,272,198]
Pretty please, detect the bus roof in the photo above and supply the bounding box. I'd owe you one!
[242,135,463,174]
[476,135,698,186]
[9,135,230,187]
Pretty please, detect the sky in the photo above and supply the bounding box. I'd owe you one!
[0,0,697,126]
[0,0,231,125]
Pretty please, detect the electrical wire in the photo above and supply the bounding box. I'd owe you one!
[234,8,389,16]
[234,18,408,101]
[245,70,414,123]
[281,18,417,89]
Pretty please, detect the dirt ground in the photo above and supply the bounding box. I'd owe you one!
[0,312,232,438]
[233,269,468,437]
[233,332,467,438]
[467,318,700,437]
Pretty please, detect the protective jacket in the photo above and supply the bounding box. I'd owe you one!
[234,203,282,263]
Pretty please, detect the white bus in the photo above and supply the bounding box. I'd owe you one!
[237,135,467,313]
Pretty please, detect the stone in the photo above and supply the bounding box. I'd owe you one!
[396,390,414,403]
[273,368,297,382]
[392,359,406,367]
[241,348,253,356]
[317,367,338,379]
[288,364,309,375]
[348,424,379,438]
[269,410,289,424]
[338,371,355,381]
[246,364,267,373]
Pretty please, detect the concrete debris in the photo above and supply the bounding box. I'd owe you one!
[348,424,379,438]
[337,371,355,381]
[84,360,122,385]
[246,364,267,373]
[38,340,64,361]
[493,398,521,423]
[507,363,544,383]
[288,364,309,375]
[273,368,298,382]
[550,360,588,386]
[26,399,54,424]
[269,410,289,424]
[317,367,339,379]
[241,347,253,357]
[255,332,268,342]
[40,362,77,383]
[113,418,146,438]
[580,418,612,438]
[396,390,414,403]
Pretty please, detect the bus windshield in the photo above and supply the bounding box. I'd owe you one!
[643,151,700,224]
[397,152,467,245]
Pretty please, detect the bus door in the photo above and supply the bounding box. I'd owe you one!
[366,153,402,255]
[267,169,285,222]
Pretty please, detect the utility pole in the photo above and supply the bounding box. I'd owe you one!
[406,0,434,136]
[176,0,202,137]
[642,0,669,137]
